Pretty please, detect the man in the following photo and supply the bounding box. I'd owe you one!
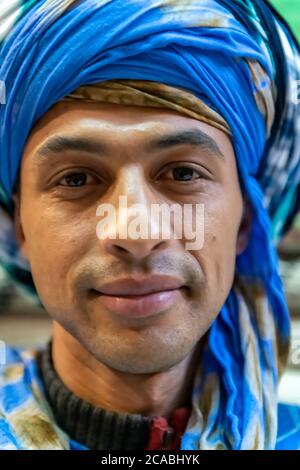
[0,0,299,450]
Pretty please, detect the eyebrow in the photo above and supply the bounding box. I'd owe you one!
[36,136,107,158]
[35,128,224,159]
[146,129,225,158]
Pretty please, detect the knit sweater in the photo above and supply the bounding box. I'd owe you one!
[39,344,191,451]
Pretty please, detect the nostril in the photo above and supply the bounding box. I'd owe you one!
[153,241,166,251]
[113,245,129,254]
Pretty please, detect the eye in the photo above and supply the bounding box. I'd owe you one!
[58,172,97,187]
[158,166,201,182]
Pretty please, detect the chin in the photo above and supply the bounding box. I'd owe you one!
[88,339,192,375]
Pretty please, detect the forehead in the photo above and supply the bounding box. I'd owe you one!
[31,101,209,134]
[24,101,233,156]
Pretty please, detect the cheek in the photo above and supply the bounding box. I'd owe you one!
[21,201,94,305]
[188,192,242,305]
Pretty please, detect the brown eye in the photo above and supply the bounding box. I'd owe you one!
[173,167,199,181]
[160,166,201,182]
[59,172,93,187]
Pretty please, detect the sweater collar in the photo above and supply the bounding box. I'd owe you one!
[39,342,191,450]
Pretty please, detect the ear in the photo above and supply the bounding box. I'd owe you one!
[12,192,29,261]
[236,199,252,256]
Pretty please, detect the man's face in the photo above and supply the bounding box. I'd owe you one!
[14,101,249,374]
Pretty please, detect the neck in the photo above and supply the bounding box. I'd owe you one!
[52,322,203,419]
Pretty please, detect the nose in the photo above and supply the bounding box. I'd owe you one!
[105,231,166,260]
[96,166,171,261]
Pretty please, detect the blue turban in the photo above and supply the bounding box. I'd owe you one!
[0,0,299,449]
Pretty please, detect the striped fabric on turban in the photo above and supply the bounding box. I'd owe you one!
[0,0,299,450]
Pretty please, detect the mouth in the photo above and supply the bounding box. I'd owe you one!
[90,275,188,319]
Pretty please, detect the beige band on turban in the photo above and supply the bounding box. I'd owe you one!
[62,79,231,136]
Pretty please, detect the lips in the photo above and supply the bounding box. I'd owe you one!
[95,275,184,296]
[91,275,186,318]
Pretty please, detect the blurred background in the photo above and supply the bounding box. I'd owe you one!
[0,0,299,406]
[272,0,300,40]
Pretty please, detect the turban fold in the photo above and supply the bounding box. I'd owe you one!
[63,80,232,135]
[0,0,299,450]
